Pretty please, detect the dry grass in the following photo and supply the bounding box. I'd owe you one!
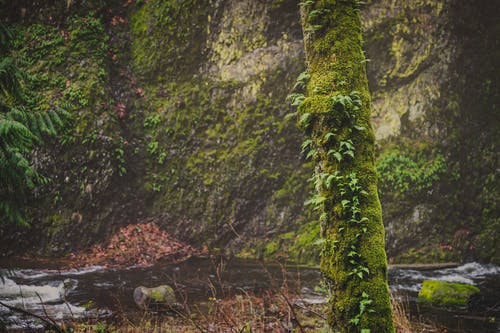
[64,293,447,333]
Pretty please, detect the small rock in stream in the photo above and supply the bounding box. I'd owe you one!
[133,285,178,311]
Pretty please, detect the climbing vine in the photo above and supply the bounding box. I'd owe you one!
[295,0,394,330]
[291,76,376,330]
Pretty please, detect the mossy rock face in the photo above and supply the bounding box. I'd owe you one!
[418,280,480,307]
[0,0,498,266]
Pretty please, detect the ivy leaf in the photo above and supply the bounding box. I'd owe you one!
[288,93,305,106]
[283,111,297,122]
[349,318,360,325]
[293,71,310,90]
[298,0,314,7]
[354,125,366,131]
[324,132,335,143]
[344,150,355,158]
[301,139,313,153]
[340,140,354,150]
[306,149,317,160]
[308,9,322,20]
[326,174,336,188]
[299,112,313,129]
[347,251,358,257]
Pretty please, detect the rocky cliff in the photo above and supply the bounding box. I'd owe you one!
[1,0,498,264]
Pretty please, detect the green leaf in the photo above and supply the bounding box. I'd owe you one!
[299,112,312,128]
[347,251,358,257]
[288,93,305,106]
[301,139,313,153]
[306,149,317,160]
[349,318,360,325]
[298,0,314,7]
[326,174,336,188]
[340,140,354,150]
[284,111,298,122]
[324,132,335,143]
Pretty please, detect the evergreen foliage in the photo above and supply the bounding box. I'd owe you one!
[0,23,67,225]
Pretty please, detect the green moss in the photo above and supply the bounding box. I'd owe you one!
[130,0,210,83]
[149,291,163,302]
[136,68,305,244]
[394,246,456,264]
[300,1,393,331]
[418,280,480,307]
[237,247,257,259]
[3,8,129,254]
[264,240,279,257]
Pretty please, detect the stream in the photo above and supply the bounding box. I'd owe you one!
[0,258,499,332]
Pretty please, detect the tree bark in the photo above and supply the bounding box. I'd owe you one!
[297,1,394,332]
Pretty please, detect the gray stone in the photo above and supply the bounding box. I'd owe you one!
[133,285,177,310]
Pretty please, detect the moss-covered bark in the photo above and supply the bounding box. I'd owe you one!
[298,1,393,331]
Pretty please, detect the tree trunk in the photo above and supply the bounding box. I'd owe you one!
[297,1,394,332]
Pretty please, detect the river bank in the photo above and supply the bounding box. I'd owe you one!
[1,258,499,332]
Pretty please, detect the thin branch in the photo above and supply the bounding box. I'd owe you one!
[0,300,65,333]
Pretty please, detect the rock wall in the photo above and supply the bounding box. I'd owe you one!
[364,0,499,264]
[0,0,498,264]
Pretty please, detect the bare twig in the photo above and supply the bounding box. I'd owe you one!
[35,291,61,329]
[260,261,306,333]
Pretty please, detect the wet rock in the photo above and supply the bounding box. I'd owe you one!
[133,285,177,310]
[418,280,480,307]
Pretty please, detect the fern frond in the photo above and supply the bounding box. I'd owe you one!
[42,111,56,135]
[0,57,23,101]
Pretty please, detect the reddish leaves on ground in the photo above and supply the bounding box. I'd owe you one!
[70,223,199,268]
[111,15,126,26]
[134,87,145,97]
[115,102,126,119]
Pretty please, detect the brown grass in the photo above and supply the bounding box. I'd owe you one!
[64,292,447,333]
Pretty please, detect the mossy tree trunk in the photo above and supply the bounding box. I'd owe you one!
[297,1,394,332]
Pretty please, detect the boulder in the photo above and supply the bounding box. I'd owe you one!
[133,285,177,310]
[418,280,480,307]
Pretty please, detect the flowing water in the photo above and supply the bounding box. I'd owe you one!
[0,258,499,332]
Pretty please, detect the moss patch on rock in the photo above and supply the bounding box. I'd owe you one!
[418,280,480,307]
